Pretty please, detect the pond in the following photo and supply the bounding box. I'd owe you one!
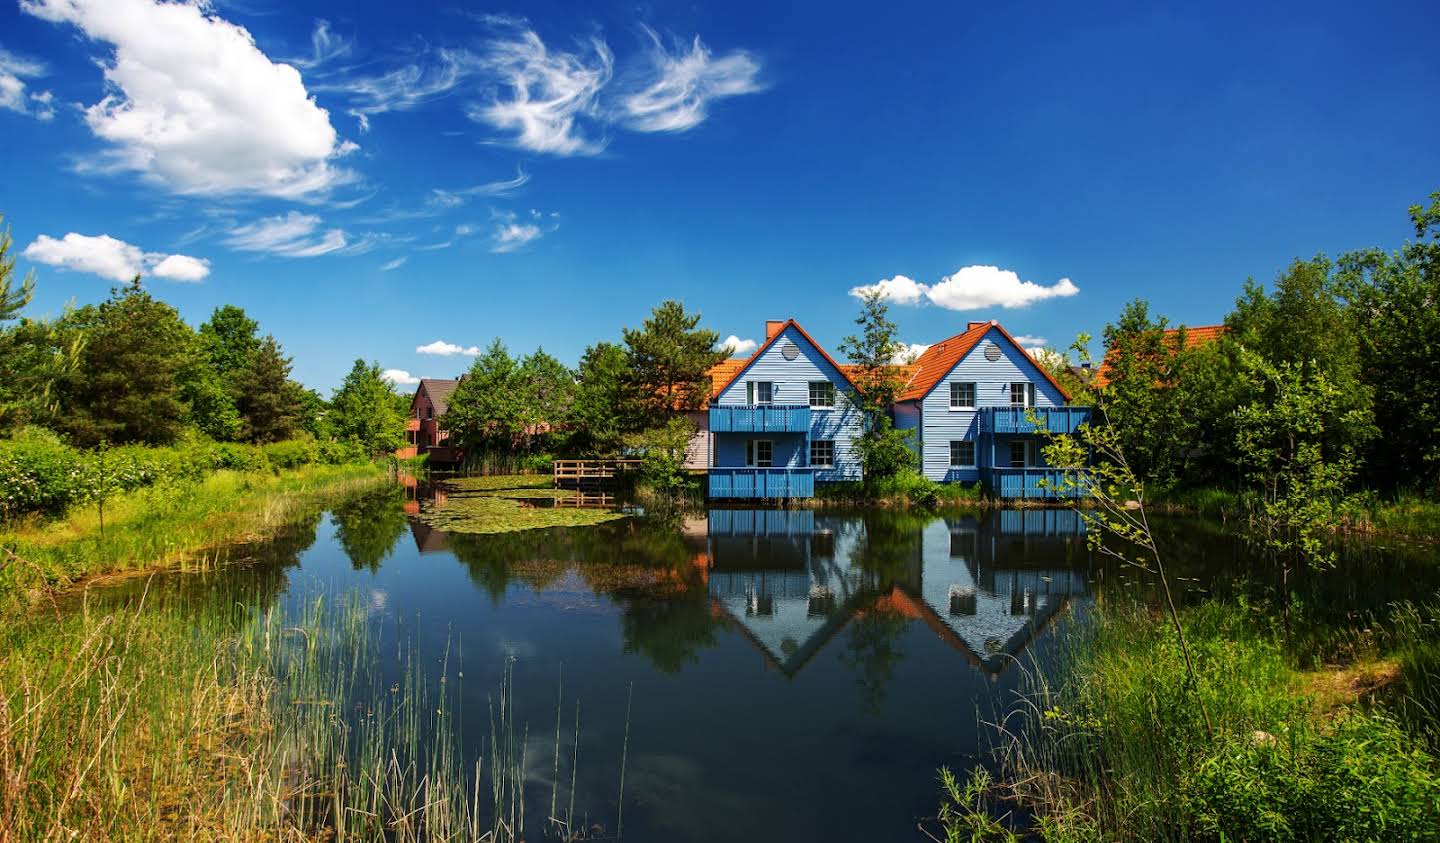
[85,482,1440,842]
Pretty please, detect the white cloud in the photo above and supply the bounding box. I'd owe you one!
[468,22,613,155]
[891,342,929,364]
[416,340,480,356]
[850,266,1079,311]
[225,212,350,257]
[720,335,757,355]
[621,27,762,132]
[317,46,482,131]
[491,223,542,253]
[0,46,54,119]
[289,19,353,69]
[429,168,530,208]
[382,368,420,386]
[149,253,211,282]
[22,232,210,282]
[380,256,407,272]
[1028,347,1066,369]
[848,274,927,305]
[1012,335,1048,349]
[21,0,354,199]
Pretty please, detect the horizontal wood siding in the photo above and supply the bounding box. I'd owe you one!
[714,324,863,481]
[919,327,1065,483]
[714,433,807,469]
[683,410,709,470]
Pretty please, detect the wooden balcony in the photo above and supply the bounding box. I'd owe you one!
[981,467,1088,500]
[979,406,1092,436]
[708,468,815,499]
[709,405,811,434]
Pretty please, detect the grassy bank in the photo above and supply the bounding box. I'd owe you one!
[816,471,984,508]
[934,599,1440,841]
[0,587,600,841]
[1,462,386,603]
[1150,485,1440,539]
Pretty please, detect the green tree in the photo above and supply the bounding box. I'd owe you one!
[178,355,241,441]
[329,359,405,456]
[55,279,194,447]
[568,341,630,454]
[197,304,260,383]
[446,339,524,452]
[1338,190,1440,492]
[1098,300,1194,489]
[837,290,915,484]
[621,300,726,423]
[295,386,330,439]
[517,347,573,452]
[233,336,301,443]
[0,219,82,433]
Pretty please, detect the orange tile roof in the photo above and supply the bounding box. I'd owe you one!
[710,319,860,399]
[1092,324,1227,388]
[707,359,748,400]
[897,321,1070,402]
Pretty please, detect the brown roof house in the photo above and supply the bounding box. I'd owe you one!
[400,378,465,465]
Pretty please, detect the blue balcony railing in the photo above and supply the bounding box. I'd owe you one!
[981,468,1087,500]
[708,468,815,499]
[709,405,811,434]
[979,406,1092,436]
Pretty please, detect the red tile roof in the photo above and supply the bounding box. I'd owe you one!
[414,378,460,415]
[1092,324,1227,388]
[897,321,1070,403]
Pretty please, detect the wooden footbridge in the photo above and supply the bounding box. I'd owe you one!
[552,459,643,490]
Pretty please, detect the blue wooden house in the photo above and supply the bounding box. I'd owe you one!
[707,320,864,499]
[894,320,1091,499]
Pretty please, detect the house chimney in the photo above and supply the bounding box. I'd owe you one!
[967,321,989,331]
[765,320,786,340]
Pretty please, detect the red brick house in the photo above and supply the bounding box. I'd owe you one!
[399,378,464,465]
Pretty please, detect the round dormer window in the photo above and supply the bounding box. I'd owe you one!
[781,342,800,361]
[983,342,1002,362]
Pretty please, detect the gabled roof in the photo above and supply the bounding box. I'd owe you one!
[898,321,1071,403]
[415,378,459,415]
[707,359,748,401]
[711,319,859,398]
[1092,324,1227,388]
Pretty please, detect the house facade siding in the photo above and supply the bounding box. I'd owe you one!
[910,327,1065,483]
[712,323,864,483]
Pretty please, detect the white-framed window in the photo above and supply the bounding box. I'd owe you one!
[808,381,835,408]
[1009,382,1034,407]
[950,382,976,409]
[747,381,774,405]
[747,439,774,468]
[810,439,835,468]
[950,440,975,467]
[1009,440,1029,468]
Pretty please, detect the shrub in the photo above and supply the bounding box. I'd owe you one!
[1184,711,1440,842]
[209,443,268,473]
[261,439,318,471]
[0,439,93,518]
[318,439,367,466]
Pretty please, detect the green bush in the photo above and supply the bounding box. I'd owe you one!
[1184,712,1440,842]
[0,439,93,518]
[209,442,268,473]
[261,439,318,471]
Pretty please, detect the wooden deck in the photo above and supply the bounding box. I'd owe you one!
[553,459,643,489]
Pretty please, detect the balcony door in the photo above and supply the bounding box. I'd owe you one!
[1008,440,1029,468]
[746,439,774,468]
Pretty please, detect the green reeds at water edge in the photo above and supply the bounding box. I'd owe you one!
[0,585,633,842]
[928,600,1440,842]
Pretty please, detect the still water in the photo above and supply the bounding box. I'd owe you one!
[102,484,1440,842]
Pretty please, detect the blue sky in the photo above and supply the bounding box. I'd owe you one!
[2,0,1437,392]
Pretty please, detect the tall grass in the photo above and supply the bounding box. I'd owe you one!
[0,463,386,602]
[939,600,1440,841]
[0,586,622,841]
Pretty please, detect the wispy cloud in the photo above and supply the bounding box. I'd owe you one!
[620,26,762,132]
[22,232,210,282]
[468,22,613,155]
[720,335,757,355]
[416,340,480,356]
[287,19,353,69]
[317,46,484,132]
[22,0,355,199]
[225,212,356,257]
[0,46,54,120]
[1012,335,1048,349]
[488,209,556,253]
[380,256,407,272]
[429,167,530,208]
[850,267,1079,311]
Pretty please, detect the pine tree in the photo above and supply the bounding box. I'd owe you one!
[234,335,301,443]
[621,300,726,423]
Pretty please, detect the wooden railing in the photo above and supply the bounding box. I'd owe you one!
[709,405,812,433]
[978,406,1092,435]
[708,468,815,499]
[981,467,1087,500]
[553,459,642,488]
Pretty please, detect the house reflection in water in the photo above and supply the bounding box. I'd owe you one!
[705,508,1090,675]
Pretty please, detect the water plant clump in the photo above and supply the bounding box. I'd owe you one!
[415,474,630,534]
